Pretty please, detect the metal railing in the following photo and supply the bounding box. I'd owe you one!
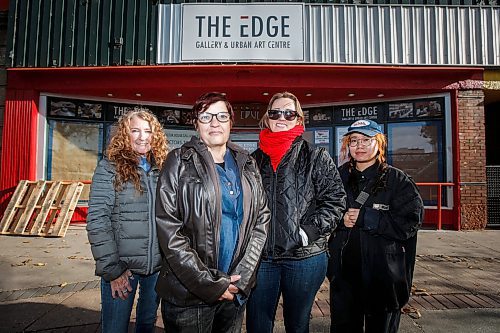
[416,182,455,230]
[74,180,456,229]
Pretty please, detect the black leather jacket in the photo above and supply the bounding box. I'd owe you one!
[155,137,270,306]
[252,137,346,260]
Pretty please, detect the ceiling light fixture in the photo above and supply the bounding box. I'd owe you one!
[305,93,312,97]
[348,93,355,97]
[262,92,269,96]
[177,93,183,97]
[107,93,113,97]
[377,93,385,98]
[135,93,142,97]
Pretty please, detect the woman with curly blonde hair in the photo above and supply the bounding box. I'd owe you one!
[87,109,169,333]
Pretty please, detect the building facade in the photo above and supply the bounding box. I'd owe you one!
[1,0,499,229]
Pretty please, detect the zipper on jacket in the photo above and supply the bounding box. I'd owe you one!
[145,169,155,275]
[269,169,278,259]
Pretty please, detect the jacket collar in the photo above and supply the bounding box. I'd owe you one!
[183,136,250,169]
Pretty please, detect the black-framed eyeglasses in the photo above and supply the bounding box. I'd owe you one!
[197,112,231,124]
[349,138,374,147]
[267,109,299,121]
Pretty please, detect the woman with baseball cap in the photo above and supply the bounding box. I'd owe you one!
[328,119,424,333]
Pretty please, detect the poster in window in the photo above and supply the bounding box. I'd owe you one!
[415,100,443,118]
[308,107,333,126]
[388,102,413,120]
[165,128,198,150]
[50,99,77,117]
[230,132,259,153]
[156,108,182,126]
[78,102,103,119]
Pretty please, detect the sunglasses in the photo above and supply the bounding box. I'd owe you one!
[267,109,299,121]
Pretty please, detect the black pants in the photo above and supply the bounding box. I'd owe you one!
[330,276,402,333]
[330,309,401,333]
[161,299,245,333]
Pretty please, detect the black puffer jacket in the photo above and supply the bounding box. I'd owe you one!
[155,137,270,306]
[328,162,424,312]
[252,137,346,260]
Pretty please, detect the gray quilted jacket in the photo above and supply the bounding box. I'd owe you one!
[86,157,161,282]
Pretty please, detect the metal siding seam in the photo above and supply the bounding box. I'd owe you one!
[51,1,64,67]
[6,0,18,67]
[136,0,148,65]
[112,0,125,65]
[75,0,89,66]
[495,8,500,64]
[88,0,100,66]
[15,0,28,67]
[324,6,332,63]
[124,0,136,65]
[99,1,112,66]
[27,0,41,67]
[39,0,53,67]
[148,1,157,65]
[63,0,77,66]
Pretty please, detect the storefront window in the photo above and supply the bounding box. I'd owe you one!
[46,120,103,200]
[387,121,444,205]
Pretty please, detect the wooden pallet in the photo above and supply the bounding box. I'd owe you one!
[0,180,84,237]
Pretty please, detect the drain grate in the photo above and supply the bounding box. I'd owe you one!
[409,293,500,310]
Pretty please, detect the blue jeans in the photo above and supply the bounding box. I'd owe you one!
[246,252,328,333]
[101,272,159,333]
[161,299,245,333]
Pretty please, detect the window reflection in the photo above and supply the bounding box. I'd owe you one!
[387,121,444,205]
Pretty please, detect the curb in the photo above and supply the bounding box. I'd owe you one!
[0,280,100,303]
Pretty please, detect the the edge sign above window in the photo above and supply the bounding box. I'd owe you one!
[180,4,304,62]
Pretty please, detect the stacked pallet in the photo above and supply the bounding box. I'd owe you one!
[0,180,84,237]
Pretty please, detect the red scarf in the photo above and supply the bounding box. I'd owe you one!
[259,125,305,171]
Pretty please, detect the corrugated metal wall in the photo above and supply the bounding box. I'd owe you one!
[7,0,159,67]
[7,1,500,67]
[157,4,500,65]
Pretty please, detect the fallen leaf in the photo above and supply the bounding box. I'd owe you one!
[401,305,422,319]
[22,241,30,243]
[67,255,77,259]
[34,262,46,266]
[44,250,51,253]
[60,282,68,287]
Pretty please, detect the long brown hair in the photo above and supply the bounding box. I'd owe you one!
[340,132,387,169]
[106,109,169,192]
[259,91,305,129]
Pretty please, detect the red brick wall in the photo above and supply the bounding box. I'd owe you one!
[457,90,487,230]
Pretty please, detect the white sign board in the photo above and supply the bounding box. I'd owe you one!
[181,4,304,62]
[165,129,197,150]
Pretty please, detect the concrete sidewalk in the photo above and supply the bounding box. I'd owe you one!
[1,226,499,332]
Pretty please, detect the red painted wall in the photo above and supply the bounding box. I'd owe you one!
[0,89,39,216]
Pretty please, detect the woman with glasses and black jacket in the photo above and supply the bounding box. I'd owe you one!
[246,91,346,333]
[328,119,424,333]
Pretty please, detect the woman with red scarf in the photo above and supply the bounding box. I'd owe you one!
[246,92,346,333]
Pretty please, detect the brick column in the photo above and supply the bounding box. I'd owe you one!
[457,90,487,230]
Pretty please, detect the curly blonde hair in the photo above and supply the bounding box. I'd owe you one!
[106,109,169,192]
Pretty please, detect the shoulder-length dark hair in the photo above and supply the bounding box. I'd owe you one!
[189,92,234,129]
